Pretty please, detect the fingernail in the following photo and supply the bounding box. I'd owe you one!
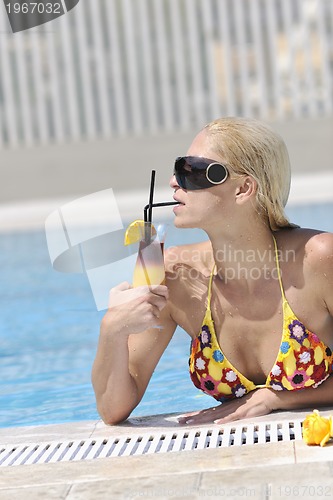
[185,419,194,424]
[213,420,220,424]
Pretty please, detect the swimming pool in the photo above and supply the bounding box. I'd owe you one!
[0,202,332,428]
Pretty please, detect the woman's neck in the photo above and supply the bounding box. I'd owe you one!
[207,222,278,290]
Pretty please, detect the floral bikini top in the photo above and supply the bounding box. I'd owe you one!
[189,236,333,402]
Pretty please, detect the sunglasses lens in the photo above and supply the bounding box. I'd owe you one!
[174,157,228,190]
[174,157,189,189]
[174,157,212,190]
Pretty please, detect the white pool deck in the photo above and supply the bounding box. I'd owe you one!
[1,408,333,499]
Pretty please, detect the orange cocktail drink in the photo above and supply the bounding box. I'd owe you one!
[132,222,166,287]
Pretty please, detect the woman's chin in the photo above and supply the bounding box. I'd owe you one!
[173,216,197,229]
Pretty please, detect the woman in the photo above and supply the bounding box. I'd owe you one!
[92,117,333,425]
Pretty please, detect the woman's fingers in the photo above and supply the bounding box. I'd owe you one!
[113,281,132,291]
[149,304,162,319]
[148,293,168,311]
[177,389,273,426]
[177,411,202,424]
[108,284,168,309]
[104,282,170,335]
[178,407,219,425]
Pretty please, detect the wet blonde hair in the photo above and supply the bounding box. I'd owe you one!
[204,117,295,231]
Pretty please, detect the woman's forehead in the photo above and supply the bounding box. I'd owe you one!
[186,130,215,157]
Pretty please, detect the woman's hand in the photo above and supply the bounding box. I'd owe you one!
[101,281,169,337]
[177,388,277,425]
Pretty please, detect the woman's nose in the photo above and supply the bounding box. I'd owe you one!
[169,174,179,189]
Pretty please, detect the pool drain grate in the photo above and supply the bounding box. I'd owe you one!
[0,419,303,467]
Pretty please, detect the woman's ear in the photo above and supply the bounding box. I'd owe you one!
[235,176,257,204]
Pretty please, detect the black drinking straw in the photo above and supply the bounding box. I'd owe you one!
[143,201,178,223]
[144,170,156,243]
[144,170,178,242]
[147,170,156,224]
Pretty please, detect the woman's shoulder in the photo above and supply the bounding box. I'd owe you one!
[285,228,333,321]
[278,227,333,257]
[164,240,213,272]
[301,229,333,273]
[278,227,333,280]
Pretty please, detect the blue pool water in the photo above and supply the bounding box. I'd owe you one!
[0,202,332,428]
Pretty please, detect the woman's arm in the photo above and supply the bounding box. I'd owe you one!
[92,282,177,425]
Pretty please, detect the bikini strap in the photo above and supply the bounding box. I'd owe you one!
[272,234,287,302]
[206,263,216,312]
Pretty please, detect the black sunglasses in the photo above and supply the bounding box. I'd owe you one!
[174,156,229,190]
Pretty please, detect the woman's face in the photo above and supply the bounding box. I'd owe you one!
[169,130,238,233]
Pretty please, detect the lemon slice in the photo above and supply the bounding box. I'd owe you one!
[124,219,156,245]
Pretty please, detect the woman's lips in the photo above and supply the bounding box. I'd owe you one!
[172,195,185,213]
[173,202,185,213]
[173,196,185,205]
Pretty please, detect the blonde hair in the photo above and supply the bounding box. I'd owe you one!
[204,117,295,231]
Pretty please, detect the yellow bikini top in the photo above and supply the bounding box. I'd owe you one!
[189,236,333,402]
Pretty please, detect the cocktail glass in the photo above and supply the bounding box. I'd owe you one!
[132,222,167,287]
